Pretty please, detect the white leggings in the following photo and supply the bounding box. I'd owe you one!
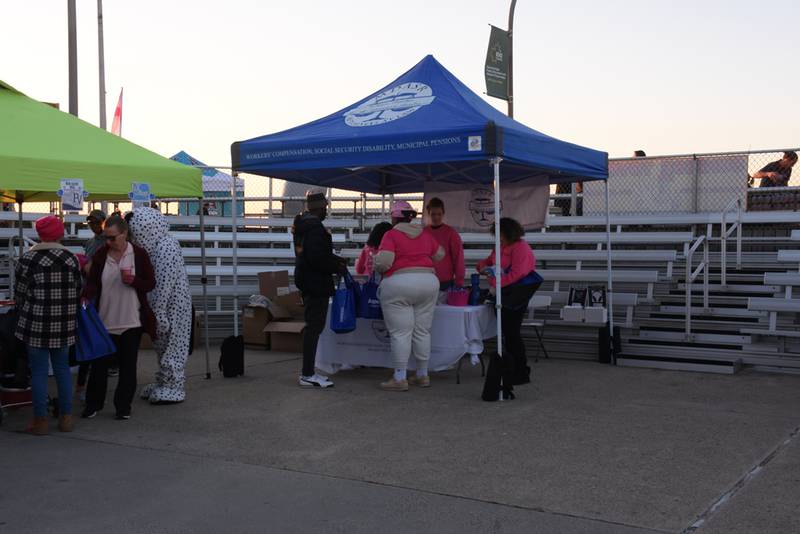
[379,271,440,371]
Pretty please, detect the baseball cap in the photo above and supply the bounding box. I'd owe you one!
[390,200,417,218]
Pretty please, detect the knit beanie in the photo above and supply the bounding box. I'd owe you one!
[35,215,65,242]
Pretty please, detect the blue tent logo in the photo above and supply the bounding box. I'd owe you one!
[344,82,435,127]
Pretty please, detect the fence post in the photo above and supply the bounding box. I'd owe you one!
[692,154,699,213]
[570,184,577,216]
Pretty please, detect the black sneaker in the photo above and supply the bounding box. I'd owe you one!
[81,408,97,419]
[115,413,131,420]
[107,367,119,378]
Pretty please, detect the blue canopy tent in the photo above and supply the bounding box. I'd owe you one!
[232,55,615,378]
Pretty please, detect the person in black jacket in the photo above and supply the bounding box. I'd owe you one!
[292,191,346,388]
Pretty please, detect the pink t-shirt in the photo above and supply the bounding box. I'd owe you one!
[378,227,441,278]
[476,240,536,287]
[424,224,465,287]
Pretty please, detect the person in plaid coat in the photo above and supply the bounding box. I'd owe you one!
[14,215,82,435]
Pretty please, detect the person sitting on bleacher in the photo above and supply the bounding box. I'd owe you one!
[754,151,797,188]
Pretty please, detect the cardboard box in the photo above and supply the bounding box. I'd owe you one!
[258,271,290,298]
[242,306,270,347]
[263,320,305,352]
[257,289,306,353]
[270,291,304,318]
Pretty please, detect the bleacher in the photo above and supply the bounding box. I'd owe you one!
[1,209,798,373]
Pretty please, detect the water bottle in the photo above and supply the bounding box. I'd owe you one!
[469,273,481,305]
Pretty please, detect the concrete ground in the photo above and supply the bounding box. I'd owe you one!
[2,348,799,534]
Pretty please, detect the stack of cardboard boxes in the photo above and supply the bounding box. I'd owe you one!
[242,271,306,352]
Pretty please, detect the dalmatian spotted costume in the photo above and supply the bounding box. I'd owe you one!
[129,207,192,404]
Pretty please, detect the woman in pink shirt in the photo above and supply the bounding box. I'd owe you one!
[355,222,393,276]
[374,201,444,392]
[423,197,465,290]
[477,217,541,387]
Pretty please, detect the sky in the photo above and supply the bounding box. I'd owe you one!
[2,0,798,176]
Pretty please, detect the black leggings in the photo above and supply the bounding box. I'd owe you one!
[86,328,142,416]
[501,307,528,376]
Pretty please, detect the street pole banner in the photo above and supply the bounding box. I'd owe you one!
[423,180,548,232]
[485,25,510,100]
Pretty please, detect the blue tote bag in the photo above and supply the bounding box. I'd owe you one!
[76,303,117,362]
[330,272,358,334]
[358,273,382,319]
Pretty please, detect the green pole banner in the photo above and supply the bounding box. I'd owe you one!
[485,25,510,101]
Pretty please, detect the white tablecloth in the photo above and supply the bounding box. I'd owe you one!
[315,305,497,374]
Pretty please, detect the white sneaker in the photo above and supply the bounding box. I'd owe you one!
[299,374,334,388]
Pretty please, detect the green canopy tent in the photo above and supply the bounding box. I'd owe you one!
[0,80,200,201]
[0,80,213,378]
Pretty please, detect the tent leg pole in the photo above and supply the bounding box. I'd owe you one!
[17,201,23,259]
[232,174,239,337]
[492,157,504,400]
[604,180,615,365]
[199,199,211,379]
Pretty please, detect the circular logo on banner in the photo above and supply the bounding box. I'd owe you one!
[344,82,435,127]
[468,188,502,227]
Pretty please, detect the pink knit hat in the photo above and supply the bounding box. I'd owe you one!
[390,200,417,218]
[35,215,65,242]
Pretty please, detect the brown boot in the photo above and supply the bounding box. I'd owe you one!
[26,416,49,436]
[58,414,74,433]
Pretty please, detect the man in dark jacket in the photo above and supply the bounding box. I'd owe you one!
[293,191,345,388]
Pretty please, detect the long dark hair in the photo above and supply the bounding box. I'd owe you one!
[367,222,393,248]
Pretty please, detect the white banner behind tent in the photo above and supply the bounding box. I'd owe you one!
[423,180,549,231]
[583,155,748,215]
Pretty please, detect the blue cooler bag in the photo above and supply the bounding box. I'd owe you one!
[76,303,117,362]
[358,273,383,319]
[331,271,358,333]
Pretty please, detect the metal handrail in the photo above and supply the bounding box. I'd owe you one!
[685,233,709,340]
[6,235,35,299]
[720,197,743,286]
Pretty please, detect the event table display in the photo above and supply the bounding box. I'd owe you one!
[315,304,497,374]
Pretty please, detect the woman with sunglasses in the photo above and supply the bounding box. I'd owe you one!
[81,214,156,420]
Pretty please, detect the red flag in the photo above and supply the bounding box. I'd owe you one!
[111,88,123,136]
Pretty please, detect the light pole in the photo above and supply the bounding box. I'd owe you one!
[507,0,517,118]
[97,0,107,129]
[68,0,78,116]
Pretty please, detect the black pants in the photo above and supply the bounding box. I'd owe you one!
[501,307,528,378]
[302,295,329,377]
[77,362,90,387]
[86,328,143,416]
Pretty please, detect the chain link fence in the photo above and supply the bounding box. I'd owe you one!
[575,148,800,217]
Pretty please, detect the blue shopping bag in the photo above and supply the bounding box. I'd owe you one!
[330,272,358,334]
[358,273,383,319]
[76,303,116,362]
